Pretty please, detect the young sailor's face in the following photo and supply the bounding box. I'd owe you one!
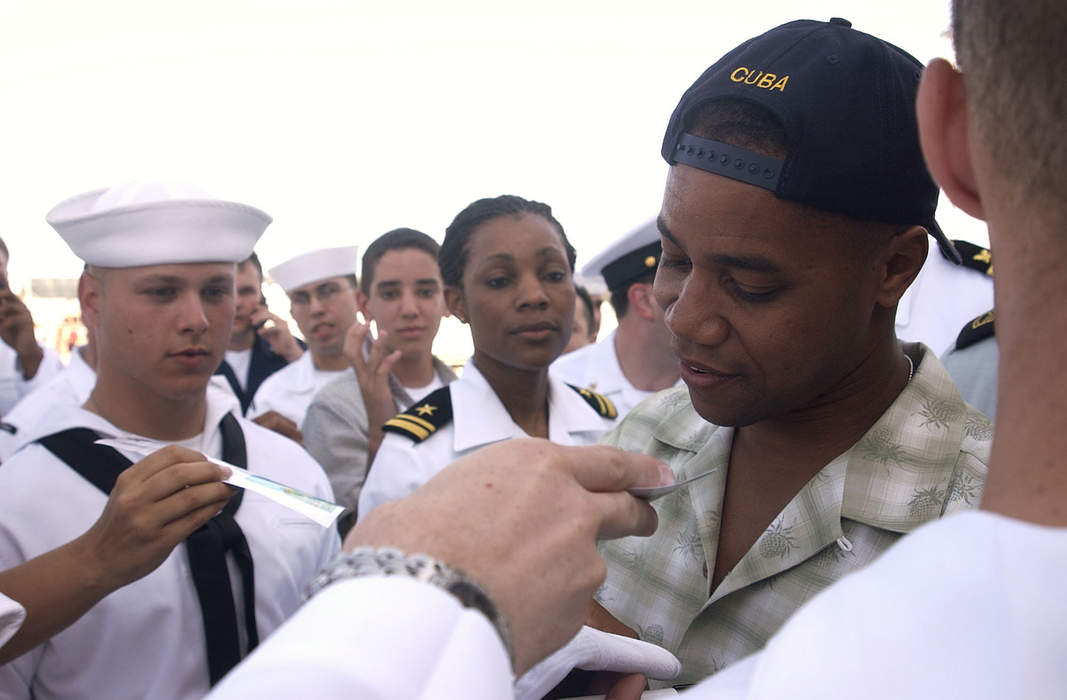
[88,262,236,400]
[360,247,447,361]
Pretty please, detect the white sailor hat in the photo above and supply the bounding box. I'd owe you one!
[269,246,360,293]
[579,219,661,291]
[46,181,270,267]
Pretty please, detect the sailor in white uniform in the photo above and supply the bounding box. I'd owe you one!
[248,246,360,441]
[357,358,617,517]
[358,194,619,519]
[0,181,339,700]
[552,219,682,417]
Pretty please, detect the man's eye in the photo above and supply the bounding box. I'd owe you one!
[146,287,177,299]
[486,277,510,289]
[660,254,691,272]
[724,278,779,303]
[291,294,310,305]
[544,271,567,283]
[416,289,436,298]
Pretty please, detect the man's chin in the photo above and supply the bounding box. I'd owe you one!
[688,389,762,428]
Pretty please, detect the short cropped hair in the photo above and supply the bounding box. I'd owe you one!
[575,285,597,340]
[440,195,576,288]
[952,0,1067,204]
[239,252,263,281]
[608,271,654,319]
[360,228,441,295]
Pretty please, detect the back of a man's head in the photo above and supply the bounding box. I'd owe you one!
[952,0,1067,209]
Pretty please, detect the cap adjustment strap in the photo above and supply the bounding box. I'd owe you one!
[672,134,783,192]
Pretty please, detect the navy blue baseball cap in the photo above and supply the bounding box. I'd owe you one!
[662,17,961,264]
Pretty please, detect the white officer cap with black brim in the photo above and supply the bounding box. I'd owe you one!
[579,219,661,292]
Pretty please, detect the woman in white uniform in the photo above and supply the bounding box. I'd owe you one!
[358,195,618,518]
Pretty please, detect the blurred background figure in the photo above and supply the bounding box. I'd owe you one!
[562,284,598,355]
[248,246,360,443]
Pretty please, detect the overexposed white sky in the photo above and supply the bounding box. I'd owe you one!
[0,0,982,289]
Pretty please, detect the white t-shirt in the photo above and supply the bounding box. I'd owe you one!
[398,375,445,405]
[224,348,254,391]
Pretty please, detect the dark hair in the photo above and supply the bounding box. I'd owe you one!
[360,228,441,295]
[0,236,9,265]
[239,252,263,280]
[439,195,576,287]
[608,270,655,318]
[574,285,597,340]
[952,0,1066,204]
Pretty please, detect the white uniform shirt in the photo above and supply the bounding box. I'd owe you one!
[208,511,1067,700]
[0,343,62,417]
[0,593,26,651]
[358,359,617,518]
[248,352,344,425]
[552,330,682,418]
[0,347,95,461]
[0,394,340,700]
[895,250,994,355]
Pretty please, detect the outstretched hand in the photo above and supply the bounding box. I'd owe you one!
[345,438,672,675]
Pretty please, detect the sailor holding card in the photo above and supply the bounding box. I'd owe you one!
[0,181,339,699]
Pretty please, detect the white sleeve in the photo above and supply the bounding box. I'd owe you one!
[208,576,513,700]
[0,592,26,650]
[13,345,62,401]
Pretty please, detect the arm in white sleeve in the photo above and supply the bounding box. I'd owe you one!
[208,577,513,700]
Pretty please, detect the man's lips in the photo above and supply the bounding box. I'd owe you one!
[395,326,425,338]
[510,321,559,335]
[678,357,740,389]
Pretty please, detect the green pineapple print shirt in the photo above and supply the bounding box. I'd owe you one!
[596,343,991,687]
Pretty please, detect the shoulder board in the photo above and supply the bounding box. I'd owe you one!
[948,239,994,277]
[0,422,15,435]
[567,384,618,419]
[382,386,453,443]
[955,309,996,350]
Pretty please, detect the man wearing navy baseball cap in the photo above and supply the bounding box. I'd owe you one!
[587,19,992,685]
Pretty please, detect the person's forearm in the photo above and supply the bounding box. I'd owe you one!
[15,343,42,380]
[0,535,113,663]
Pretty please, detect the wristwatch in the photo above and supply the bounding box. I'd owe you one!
[306,547,514,668]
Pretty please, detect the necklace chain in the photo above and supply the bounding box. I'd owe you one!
[905,354,915,383]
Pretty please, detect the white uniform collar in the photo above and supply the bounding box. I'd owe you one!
[20,390,238,460]
[452,358,613,452]
[288,352,318,395]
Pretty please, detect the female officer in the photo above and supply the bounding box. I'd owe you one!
[357,195,618,518]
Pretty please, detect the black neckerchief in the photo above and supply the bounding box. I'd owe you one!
[38,412,258,685]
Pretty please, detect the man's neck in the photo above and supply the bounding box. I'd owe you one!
[87,372,208,441]
[613,320,680,392]
[310,350,348,372]
[979,201,1067,526]
[391,351,436,388]
[732,338,912,481]
[228,328,255,352]
[472,354,550,438]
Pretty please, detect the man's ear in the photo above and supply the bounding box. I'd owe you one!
[875,226,929,308]
[443,286,467,323]
[356,289,373,320]
[626,282,658,323]
[917,58,985,221]
[78,269,102,329]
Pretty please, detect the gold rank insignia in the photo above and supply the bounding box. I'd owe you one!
[950,239,994,277]
[569,385,619,420]
[954,309,996,350]
[382,387,454,443]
